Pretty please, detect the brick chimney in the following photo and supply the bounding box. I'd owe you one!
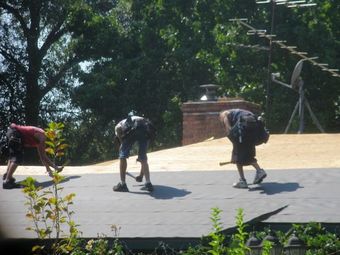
[181,85,261,145]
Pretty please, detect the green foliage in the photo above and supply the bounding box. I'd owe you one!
[70,238,125,255]
[208,207,227,255]
[156,96,183,149]
[64,114,116,165]
[22,174,79,255]
[180,245,209,255]
[2,0,340,164]
[292,222,340,254]
[45,122,69,166]
[22,122,79,255]
[260,240,273,255]
[228,208,250,255]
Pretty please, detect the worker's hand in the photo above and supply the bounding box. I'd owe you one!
[113,136,121,151]
[135,175,143,182]
[47,169,54,177]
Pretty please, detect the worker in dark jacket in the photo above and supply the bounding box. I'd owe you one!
[219,109,268,188]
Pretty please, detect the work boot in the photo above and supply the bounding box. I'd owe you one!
[3,179,23,189]
[113,182,129,192]
[2,173,16,183]
[232,179,248,189]
[253,169,267,184]
[141,182,154,192]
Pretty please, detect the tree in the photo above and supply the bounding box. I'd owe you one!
[0,0,120,126]
[71,0,263,153]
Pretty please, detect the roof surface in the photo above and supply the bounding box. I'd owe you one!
[1,134,340,243]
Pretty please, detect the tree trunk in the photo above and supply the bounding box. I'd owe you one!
[24,71,41,126]
[24,93,40,126]
[24,76,42,164]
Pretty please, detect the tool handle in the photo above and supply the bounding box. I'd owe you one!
[126,172,136,179]
[219,161,231,166]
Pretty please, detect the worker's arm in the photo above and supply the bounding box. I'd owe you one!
[35,132,62,176]
[115,124,124,143]
[219,111,231,136]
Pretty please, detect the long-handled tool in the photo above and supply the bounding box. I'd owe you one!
[219,161,232,166]
[126,171,136,180]
[126,172,143,182]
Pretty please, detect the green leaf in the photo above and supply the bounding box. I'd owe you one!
[45,147,55,155]
[26,213,34,219]
[45,141,55,148]
[56,151,65,157]
[48,197,57,205]
[32,245,44,252]
[64,193,76,202]
[57,143,69,150]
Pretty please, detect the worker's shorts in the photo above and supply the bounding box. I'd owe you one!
[230,140,257,166]
[119,136,149,162]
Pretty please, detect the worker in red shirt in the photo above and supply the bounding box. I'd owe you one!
[3,123,63,189]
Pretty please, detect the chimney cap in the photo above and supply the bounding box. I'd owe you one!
[200,84,220,89]
[199,84,220,101]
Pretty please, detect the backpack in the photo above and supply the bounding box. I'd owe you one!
[7,127,23,151]
[144,119,157,141]
[121,117,156,141]
[229,115,269,145]
[120,116,136,139]
[253,117,270,145]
